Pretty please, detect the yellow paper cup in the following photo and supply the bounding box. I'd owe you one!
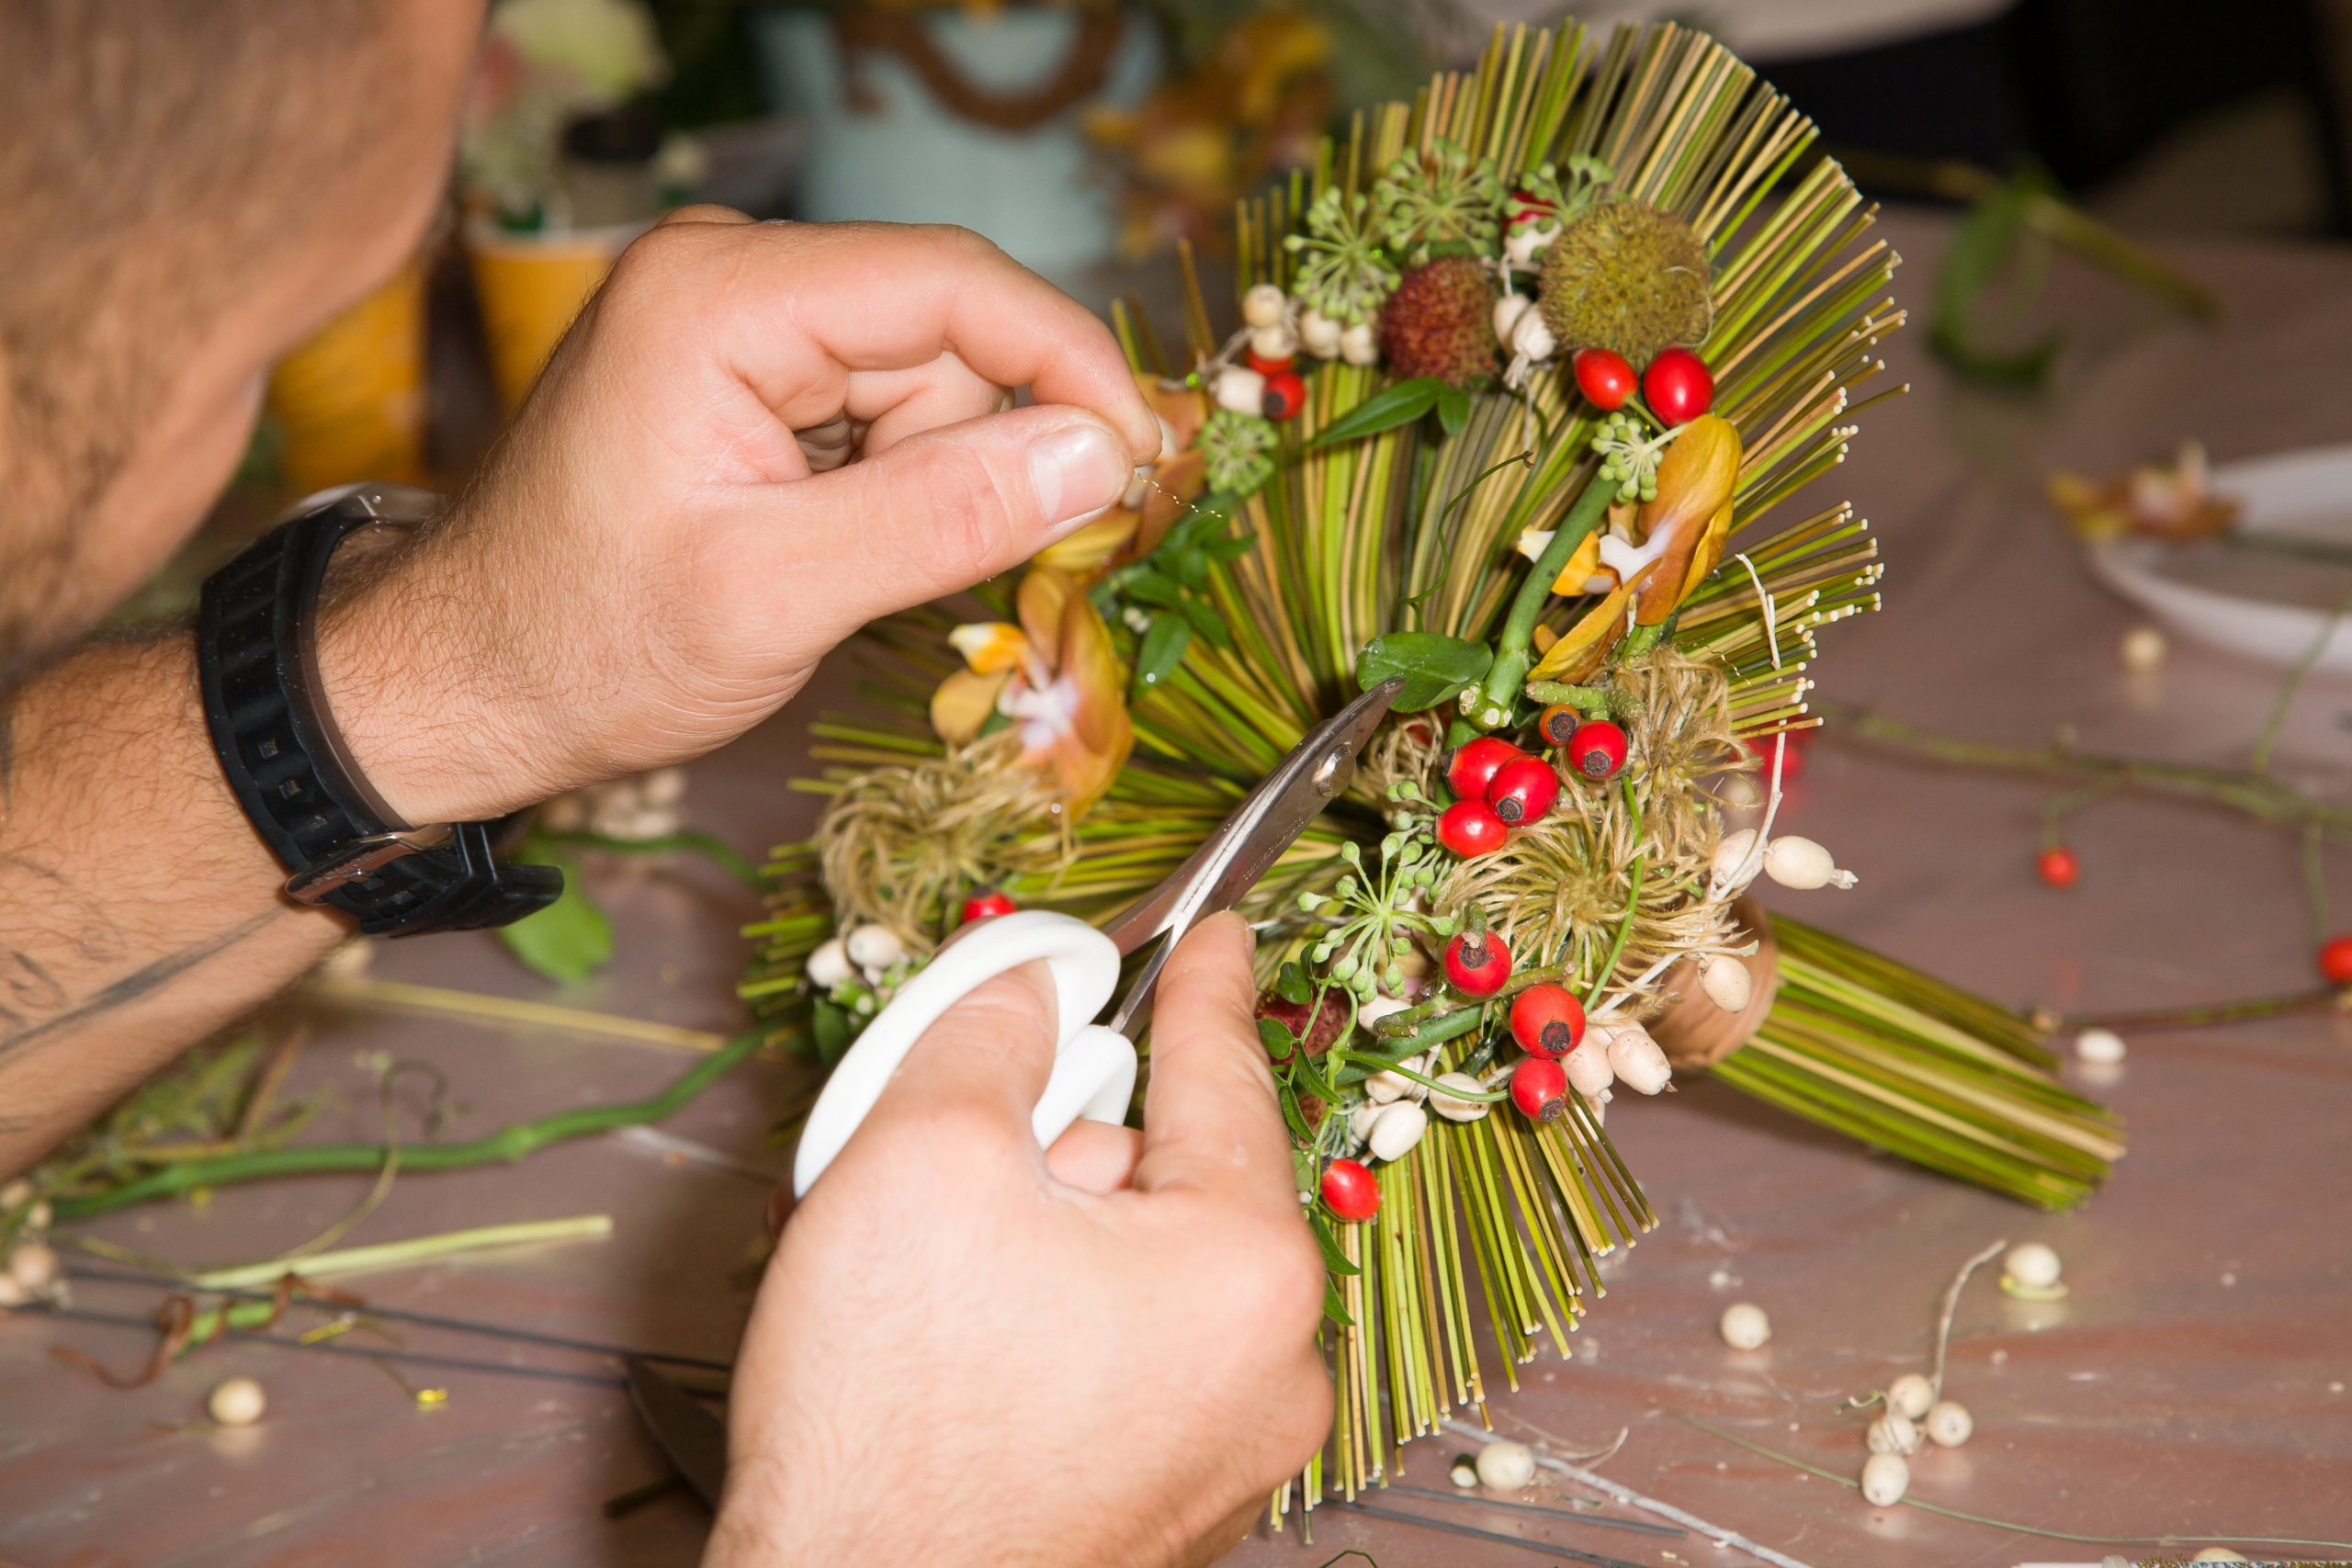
[266,259,427,493]
[465,221,640,415]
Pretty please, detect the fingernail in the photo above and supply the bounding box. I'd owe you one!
[1028,423,1129,537]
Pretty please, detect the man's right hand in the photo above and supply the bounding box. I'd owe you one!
[321,212,1161,827]
[708,913,1334,1567]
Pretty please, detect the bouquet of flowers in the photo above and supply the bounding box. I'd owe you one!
[744,20,2123,1507]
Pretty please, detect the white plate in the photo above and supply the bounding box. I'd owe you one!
[2087,444,2352,671]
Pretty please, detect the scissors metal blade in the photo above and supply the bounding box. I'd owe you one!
[1099,677,1403,1029]
[627,1358,729,1509]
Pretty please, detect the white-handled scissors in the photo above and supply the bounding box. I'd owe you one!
[791,677,1406,1198]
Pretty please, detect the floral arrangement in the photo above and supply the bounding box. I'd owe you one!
[744,21,2123,1509]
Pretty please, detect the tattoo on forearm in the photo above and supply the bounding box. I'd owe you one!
[0,912,276,1068]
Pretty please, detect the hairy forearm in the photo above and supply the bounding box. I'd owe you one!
[0,635,345,1175]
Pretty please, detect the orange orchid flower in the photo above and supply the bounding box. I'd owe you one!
[930,569,1134,818]
[1035,374,1211,577]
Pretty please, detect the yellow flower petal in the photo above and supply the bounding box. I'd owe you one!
[1547,531,1604,594]
[948,622,1029,676]
[1527,580,1637,684]
[1633,414,1740,624]
[930,667,1011,746]
[1048,587,1134,818]
[1017,569,1076,661]
[1035,507,1143,575]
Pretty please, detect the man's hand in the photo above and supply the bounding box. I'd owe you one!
[324,211,1160,825]
[710,913,1332,1568]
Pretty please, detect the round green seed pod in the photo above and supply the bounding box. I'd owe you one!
[1537,199,1712,367]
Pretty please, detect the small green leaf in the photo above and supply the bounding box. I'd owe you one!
[1355,630,1495,711]
[1276,961,1313,1006]
[1276,1083,1314,1143]
[1173,595,1232,649]
[1122,570,1185,609]
[810,997,854,1066]
[1204,531,1257,562]
[1322,1275,1355,1327]
[1309,1210,1363,1278]
[1170,548,1210,590]
[1309,377,1446,447]
[1258,1017,1300,1058]
[1130,614,1191,697]
[1436,385,1471,435]
[496,852,613,984]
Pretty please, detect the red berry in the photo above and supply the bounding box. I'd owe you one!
[960,890,1017,922]
[1509,983,1586,1058]
[1442,930,1512,997]
[1437,799,1508,859]
[1643,346,1713,424]
[1509,1055,1569,1122]
[1747,733,1805,784]
[1536,704,1581,747]
[1320,1157,1380,1223]
[1486,755,1561,827]
[1261,369,1306,421]
[2037,847,2079,889]
[1573,347,1637,412]
[1445,736,1528,799]
[1245,348,1296,376]
[1568,719,1628,780]
[2322,937,2352,987]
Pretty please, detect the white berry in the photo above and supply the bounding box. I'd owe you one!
[1296,308,1342,358]
[1510,309,1558,362]
[1565,1040,1615,1098]
[1368,1102,1430,1163]
[1925,1400,1973,1447]
[1712,828,1762,891]
[1241,282,1287,329]
[1213,365,1267,414]
[1492,293,1532,344]
[1886,1372,1935,1420]
[2005,1241,2063,1291]
[2075,1027,2126,1065]
[1860,1451,1909,1506]
[1719,1302,1770,1349]
[1428,1072,1490,1122]
[1763,834,1857,890]
[209,1376,267,1427]
[7,1242,56,1291]
[1249,321,1298,362]
[2120,625,2168,673]
[805,938,852,989]
[843,924,906,972]
[1698,953,1753,1012]
[1475,1438,1537,1489]
[1866,1410,1919,1455]
[1605,1023,1672,1095]
[1338,321,1379,367]
[1449,1453,1479,1488]
[2190,1551,2248,1562]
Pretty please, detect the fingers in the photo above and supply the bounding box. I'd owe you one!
[743,402,1134,647]
[847,353,1006,456]
[856,961,1061,1151]
[1132,914,1296,1219]
[630,216,1159,462]
[1042,1120,1144,1194]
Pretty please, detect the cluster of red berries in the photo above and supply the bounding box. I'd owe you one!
[1434,717,1628,860]
[1245,345,1308,422]
[1571,344,1713,424]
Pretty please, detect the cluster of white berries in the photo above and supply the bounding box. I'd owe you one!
[1857,1364,1974,1506]
[1712,828,1856,893]
[537,766,688,841]
[1453,1437,1538,1491]
[1344,998,1459,1164]
[0,1179,58,1309]
[803,922,911,1013]
[1241,281,1376,374]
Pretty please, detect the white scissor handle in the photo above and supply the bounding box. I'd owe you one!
[791,910,1139,1198]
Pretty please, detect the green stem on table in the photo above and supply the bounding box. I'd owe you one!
[535,829,761,888]
[49,1031,765,1222]
[2250,587,2352,779]
[2064,988,2349,1034]
[182,1216,613,1291]
[1468,473,1616,728]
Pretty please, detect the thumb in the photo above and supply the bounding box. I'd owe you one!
[751,403,1134,645]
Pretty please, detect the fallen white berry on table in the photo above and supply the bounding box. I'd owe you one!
[1368,1103,1430,1163]
[1925,1400,1973,1448]
[8,1242,57,1292]
[1719,1302,1770,1349]
[804,938,852,990]
[843,924,906,972]
[641,766,687,807]
[1428,1072,1490,1122]
[2189,1551,2248,1562]
[1866,1410,1919,1455]
[1860,1451,1908,1506]
[1763,834,1857,890]
[2004,1241,2064,1292]
[1476,1438,1537,1490]
[209,1376,266,1427]
[2075,1027,2127,1065]
[1698,953,1753,1012]
[2120,625,2167,674]
[1886,1372,1935,1420]
[1449,1453,1479,1488]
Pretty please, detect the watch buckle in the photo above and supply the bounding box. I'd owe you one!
[283,824,457,904]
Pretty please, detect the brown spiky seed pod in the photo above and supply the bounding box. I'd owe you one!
[1378,256,1498,387]
[1537,199,1712,367]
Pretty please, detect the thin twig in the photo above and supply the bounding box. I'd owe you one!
[298,975,733,1055]
[1380,1483,1684,1539]
[1928,1238,2005,1399]
[2251,588,2352,778]
[2064,987,2351,1032]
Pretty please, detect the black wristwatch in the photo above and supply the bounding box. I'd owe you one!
[197,484,562,936]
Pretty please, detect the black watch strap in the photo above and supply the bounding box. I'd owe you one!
[198,485,562,937]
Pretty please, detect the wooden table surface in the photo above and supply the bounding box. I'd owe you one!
[6,209,2352,1568]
